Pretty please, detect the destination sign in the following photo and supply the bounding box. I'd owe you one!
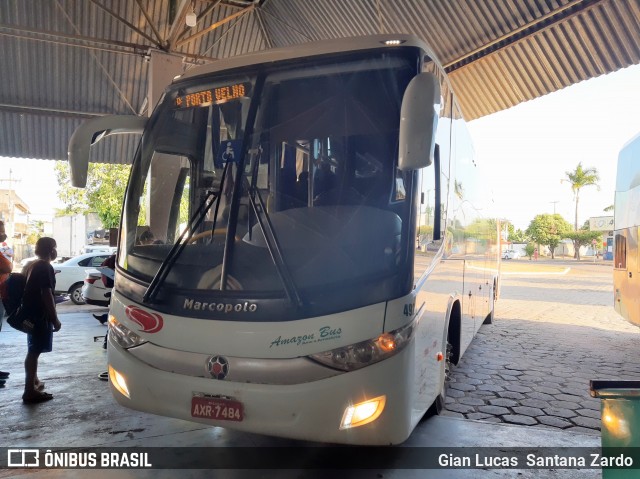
[175,83,249,108]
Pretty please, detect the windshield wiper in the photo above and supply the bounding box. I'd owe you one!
[245,182,304,309]
[216,76,303,309]
[143,179,224,303]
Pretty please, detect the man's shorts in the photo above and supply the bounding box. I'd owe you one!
[27,326,53,354]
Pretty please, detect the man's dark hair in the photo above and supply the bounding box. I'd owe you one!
[35,237,57,259]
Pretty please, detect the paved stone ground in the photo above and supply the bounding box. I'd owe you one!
[443,259,640,434]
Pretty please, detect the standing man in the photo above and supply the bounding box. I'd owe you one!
[21,237,61,403]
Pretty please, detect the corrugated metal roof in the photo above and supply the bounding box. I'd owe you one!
[0,0,638,163]
[260,0,640,120]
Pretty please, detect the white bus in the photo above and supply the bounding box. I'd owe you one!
[613,133,640,327]
[69,35,499,445]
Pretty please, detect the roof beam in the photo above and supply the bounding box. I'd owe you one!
[176,4,254,48]
[166,0,195,49]
[0,25,216,63]
[89,0,160,48]
[172,0,223,48]
[135,0,165,47]
[0,23,146,53]
[255,9,273,49]
[0,103,106,118]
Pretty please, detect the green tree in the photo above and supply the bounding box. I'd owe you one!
[55,164,89,216]
[55,162,131,228]
[525,243,536,260]
[566,229,602,261]
[26,220,46,245]
[507,225,530,243]
[525,214,572,259]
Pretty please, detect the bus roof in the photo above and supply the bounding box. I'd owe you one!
[174,34,434,84]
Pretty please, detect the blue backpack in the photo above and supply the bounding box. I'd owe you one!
[1,272,27,316]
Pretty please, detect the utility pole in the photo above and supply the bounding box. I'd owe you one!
[550,200,559,215]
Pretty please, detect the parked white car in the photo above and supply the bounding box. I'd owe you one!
[502,249,522,260]
[53,252,113,304]
[20,255,69,269]
[81,269,112,307]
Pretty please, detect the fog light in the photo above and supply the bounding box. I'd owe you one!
[340,395,386,429]
[109,365,130,399]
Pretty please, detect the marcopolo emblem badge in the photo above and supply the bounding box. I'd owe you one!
[125,305,164,333]
[207,356,229,380]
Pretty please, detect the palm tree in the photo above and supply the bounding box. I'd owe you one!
[564,163,600,259]
[564,163,600,231]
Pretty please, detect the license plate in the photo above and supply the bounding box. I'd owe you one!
[191,395,244,422]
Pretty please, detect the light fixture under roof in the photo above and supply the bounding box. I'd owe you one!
[186,7,197,27]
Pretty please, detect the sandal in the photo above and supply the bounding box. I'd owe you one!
[35,382,45,391]
[22,392,54,404]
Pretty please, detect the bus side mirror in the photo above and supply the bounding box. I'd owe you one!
[68,115,147,187]
[398,72,441,171]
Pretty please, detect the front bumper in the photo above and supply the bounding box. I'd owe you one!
[107,335,415,445]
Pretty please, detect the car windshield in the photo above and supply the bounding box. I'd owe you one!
[119,49,418,316]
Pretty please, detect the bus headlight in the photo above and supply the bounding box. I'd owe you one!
[309,321,414,371]
[108,315,147,349]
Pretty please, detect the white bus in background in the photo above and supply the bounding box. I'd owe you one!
[613,133,640,327]
[69,35,499,445]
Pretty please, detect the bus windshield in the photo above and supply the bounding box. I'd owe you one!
[120,50,418,317]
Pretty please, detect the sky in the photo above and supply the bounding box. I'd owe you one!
[0,159,63,222]
[467,62,640,231]
[1,62,640,230]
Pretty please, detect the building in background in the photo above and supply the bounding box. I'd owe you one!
[52,212,106,258]
[589,216,614,260]
[0,188,30,262]
[0,188,30,240]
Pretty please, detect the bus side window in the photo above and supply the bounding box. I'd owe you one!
[614,233,626,269]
